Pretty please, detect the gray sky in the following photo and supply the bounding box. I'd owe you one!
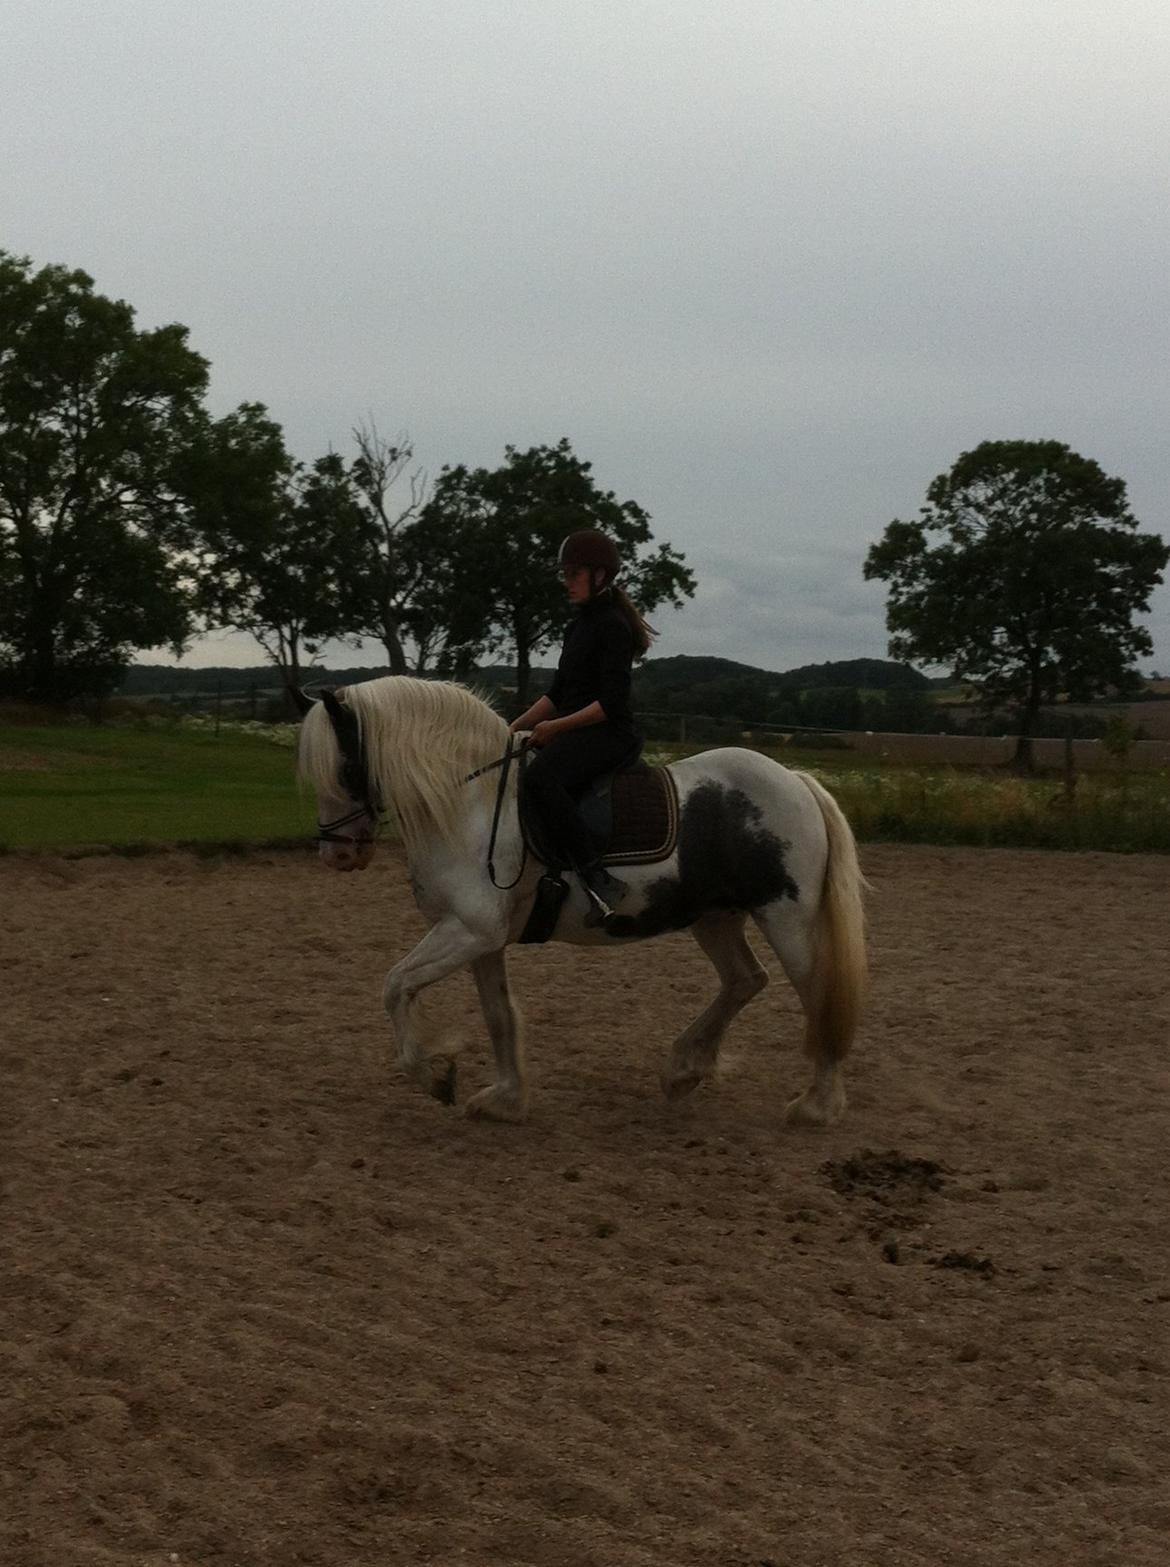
[6,0,1169,674]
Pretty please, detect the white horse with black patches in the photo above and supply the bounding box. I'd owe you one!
[296,677,867,1126]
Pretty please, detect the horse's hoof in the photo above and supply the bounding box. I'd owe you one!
[661,1071,704,1101]
[464,1086,528,1123]
[428,1055,457,1105]
[783,1087,846,1126]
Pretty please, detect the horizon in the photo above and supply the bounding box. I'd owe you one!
[124,650,1166,686]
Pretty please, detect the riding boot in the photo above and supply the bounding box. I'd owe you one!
[577,858,629,927]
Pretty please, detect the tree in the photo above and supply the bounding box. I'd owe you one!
[187,404,371,690]
[864,440,1170,769]
[0,252,206,701]
[801,685,863,731]
[347,422,428,673]
[415,439,696,705]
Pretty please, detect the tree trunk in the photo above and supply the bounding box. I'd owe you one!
[382,622,408,675]
[278,633,302,720]
[29,625,61,705]
[515,641,532,709]
[23,576,65,703]
[1011,664,1043,773]
[1011,728,1035,773]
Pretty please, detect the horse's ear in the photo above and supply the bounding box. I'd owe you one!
[290,686,316,717]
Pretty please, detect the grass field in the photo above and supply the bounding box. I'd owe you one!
[645,740,1170,854]
[0,717,314,851]
[2,717,1168,854]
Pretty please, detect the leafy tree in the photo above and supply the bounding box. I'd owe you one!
[397,511,492,677]
[0,252,206,701]
[864,440,1169,769]
[801,685,863,731]
[347,422,428,673]
[186,404,371,691]
[859,686,949,734]
[415,439,696,705]
[1100,713,1138,764]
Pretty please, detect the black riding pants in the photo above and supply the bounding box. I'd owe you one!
[523,725,638,868]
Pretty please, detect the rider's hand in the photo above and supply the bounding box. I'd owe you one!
[529,720,559,748]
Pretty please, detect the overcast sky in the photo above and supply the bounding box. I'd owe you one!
[5,0,1168,674]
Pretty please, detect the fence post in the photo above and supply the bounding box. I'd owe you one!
[1063,718,1076,801]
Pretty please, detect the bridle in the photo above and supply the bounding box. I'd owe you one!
[316,802,380,846]
[313,687,384,848]
[310,692,524,877]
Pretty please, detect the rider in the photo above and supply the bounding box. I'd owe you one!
[509,528,654,925]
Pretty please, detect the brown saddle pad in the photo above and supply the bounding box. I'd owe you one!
[602,765,679,866]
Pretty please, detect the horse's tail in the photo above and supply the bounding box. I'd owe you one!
[792,770,868,1066]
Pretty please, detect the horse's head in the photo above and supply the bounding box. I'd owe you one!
[294,686,381,872]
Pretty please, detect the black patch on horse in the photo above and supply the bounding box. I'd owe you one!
[605,780,799,939]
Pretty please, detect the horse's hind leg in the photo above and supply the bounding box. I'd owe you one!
[662,912,768,1100]
[751,900,846,1126]
[465,949,529,1123]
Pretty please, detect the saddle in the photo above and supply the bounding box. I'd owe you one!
[518,747,679,944]
[519,744,679,870]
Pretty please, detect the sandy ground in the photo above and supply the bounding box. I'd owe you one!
[1,843,1168,1567]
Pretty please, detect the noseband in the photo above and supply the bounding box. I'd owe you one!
[316,803,379,846]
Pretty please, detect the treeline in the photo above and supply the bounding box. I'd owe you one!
[0,253,693,708]
[120,654,947,733]
[120,652,1158,739]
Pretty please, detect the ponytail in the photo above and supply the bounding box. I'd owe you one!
[611,584,656,659]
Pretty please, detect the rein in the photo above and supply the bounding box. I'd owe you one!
[315,719,526,884]
[461,738,527,785]
[464,733,529,891]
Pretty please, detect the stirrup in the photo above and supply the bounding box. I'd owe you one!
[582,884,616,928]
[578,864,628,928]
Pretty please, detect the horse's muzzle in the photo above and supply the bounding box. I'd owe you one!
[320,838,376,872]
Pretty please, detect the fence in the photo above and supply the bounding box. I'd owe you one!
[124,689,1170,771]
[640,712,1170,771]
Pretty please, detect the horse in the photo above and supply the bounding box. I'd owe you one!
[295,676,867,1126]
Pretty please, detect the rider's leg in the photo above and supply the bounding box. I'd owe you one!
[522,729,633,922]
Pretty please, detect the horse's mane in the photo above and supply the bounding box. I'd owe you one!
[298,677,509,851]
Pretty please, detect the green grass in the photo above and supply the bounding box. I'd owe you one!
[0,717,316,851]
[816,763,1170,853]
[645,740,1170,853]
[3,719,1168,856]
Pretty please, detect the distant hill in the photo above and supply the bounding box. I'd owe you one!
[119,664,397,695]
[121,655,927,698]
[770,658,930,691]
[631,655,927,704]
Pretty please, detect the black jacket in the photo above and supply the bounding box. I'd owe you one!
[547,593,636,733]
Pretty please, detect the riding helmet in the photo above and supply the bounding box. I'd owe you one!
[558,528,621,586]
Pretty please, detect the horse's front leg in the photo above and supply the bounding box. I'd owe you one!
[383,917,499,1106]
[464,949,528,1122]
